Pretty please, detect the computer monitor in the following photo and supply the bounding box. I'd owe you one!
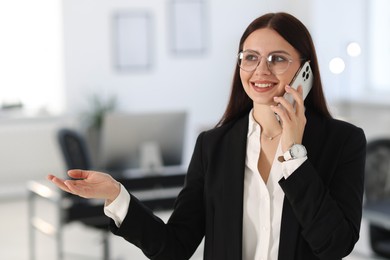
[99,111,187,173]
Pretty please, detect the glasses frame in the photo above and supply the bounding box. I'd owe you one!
[237,50,303,75]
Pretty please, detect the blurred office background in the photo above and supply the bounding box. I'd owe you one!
[1,0,390,259]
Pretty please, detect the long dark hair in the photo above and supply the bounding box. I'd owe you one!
[216,12,332,127]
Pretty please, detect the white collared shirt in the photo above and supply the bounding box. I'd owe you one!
[105,110,307,260]
[243,110,306,260]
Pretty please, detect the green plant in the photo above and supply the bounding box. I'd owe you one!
[84,94,117,130]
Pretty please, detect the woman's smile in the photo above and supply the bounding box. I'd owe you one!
[250,81,278,93]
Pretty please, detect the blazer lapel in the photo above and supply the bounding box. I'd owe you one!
[221,116,248,259]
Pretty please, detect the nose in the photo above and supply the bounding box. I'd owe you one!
[254,57,271,74]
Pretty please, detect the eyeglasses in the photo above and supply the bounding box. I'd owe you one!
[237,50,297,75]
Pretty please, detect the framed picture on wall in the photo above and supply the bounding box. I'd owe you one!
[113,11,153,71]
[169,0,207,55]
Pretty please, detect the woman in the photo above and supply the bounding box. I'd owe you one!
[48,12,366,260]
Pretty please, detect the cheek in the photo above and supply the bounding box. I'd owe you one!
[239,70,246,81]
[278,69,297,88]
[239,71,252,96]
[286,73,296,85]
[239,70,252,85]
[285,64,301,84]
[275,76,293,96]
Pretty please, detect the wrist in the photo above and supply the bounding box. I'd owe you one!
[106,181,121,205]
[279,143,307,162]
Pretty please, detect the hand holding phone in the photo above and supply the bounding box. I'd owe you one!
[284,61,313,105]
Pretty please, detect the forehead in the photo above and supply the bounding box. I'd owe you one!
[242,28,299,57]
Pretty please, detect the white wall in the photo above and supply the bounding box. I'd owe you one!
[312,0,367,102]
[62,0,313,163]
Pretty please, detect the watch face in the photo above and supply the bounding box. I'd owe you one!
[291,144,307,158]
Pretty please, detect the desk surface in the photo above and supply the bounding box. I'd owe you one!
[120,165,186,178]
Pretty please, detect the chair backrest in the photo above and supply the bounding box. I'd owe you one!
[365,138,390,202]
[57,128,92,170]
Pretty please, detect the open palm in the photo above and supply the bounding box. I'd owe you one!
[48,169,120,201]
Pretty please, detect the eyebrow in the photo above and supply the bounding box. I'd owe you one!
[244,49,292,56]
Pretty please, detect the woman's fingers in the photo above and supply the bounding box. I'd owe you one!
[291,85,305,116]
[270,85,307,152]
[270,103,288,123]
[47,174,73,194]
[67,169,91,179]
[48,173,90,195]
[272,85,305,119]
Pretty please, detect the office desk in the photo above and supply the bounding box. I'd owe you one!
[119,166,186,210]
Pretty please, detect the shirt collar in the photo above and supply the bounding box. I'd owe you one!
[247,109,261,138]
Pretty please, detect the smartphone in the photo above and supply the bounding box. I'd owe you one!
[284,61,313,105]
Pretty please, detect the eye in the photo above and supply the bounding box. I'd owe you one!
[268,54,289,64]
[244,53,259,62]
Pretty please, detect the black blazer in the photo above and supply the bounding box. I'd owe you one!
[111,109,366,260]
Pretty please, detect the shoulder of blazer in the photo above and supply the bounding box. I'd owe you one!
[305,108,365,139]
[304,109,366,163]
[201,114,249,143]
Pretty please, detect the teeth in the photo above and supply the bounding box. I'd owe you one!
[254,83,273,88]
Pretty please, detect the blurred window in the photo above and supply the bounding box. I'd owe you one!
[0,0,64,115]
[368,0,390,92]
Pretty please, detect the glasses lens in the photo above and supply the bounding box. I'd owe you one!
[238,51,259,72]
[238,51,292,74]
[267,54,291,74]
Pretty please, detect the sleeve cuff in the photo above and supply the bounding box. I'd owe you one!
[104,183,131,227]
[282,156,307,179]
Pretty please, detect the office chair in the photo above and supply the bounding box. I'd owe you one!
[364,138,390,258]
[28,128,111,260]
[28,128,187,259]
